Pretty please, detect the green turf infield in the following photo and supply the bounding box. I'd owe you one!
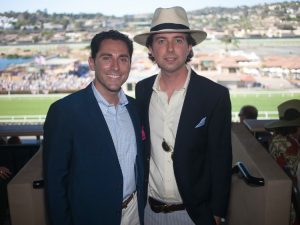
[0,94,66,116]
[0,91,299,119]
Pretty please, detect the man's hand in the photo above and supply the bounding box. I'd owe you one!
[0,166,12,180]
[214,216,221,225]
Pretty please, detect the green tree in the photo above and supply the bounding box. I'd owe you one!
[220,35,240,51]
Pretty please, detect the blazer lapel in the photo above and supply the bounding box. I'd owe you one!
[126,98,141,149]
[143,76,156,143]
[174,71,207,154]
[83,83,120,162]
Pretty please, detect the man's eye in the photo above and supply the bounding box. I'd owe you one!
[120,57,129,63]
[175,39,183,44]
[102,56,111,60]
[157,39,165,44]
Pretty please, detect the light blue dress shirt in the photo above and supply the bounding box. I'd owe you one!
[92,83,137,200]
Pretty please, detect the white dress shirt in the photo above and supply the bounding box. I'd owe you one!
[92,83,137,200]
[148,65,191,203]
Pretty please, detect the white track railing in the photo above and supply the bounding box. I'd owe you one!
[0,112,278,124]
[231,111,278,122]
[0,115,46,124]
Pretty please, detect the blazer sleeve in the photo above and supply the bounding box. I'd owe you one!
[208,88,232,217]
[43,101,73,225]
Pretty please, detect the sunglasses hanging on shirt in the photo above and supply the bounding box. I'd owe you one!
[162,138,174,160]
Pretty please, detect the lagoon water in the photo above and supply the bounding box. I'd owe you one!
[0,58,33,70]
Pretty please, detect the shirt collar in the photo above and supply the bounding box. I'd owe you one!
[92,82,128,107]
[152,64,192,92]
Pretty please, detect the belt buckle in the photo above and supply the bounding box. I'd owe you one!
[122,192,134,209]
[161,203,171,213]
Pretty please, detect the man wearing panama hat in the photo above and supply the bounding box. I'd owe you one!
[265,99,300,131]
[134,6,232,225]
[265,99,300,225]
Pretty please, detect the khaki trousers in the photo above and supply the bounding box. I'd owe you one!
[121,192,140,225]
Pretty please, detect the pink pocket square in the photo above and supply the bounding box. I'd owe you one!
[141,126,146,141]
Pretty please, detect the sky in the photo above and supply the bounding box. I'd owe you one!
[0,0,289,16]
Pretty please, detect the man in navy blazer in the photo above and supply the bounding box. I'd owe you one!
[134,7,232,225]
[43,30,145,225]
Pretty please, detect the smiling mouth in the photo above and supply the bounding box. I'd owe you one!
[165,56,177,62]
[107,74,121,79]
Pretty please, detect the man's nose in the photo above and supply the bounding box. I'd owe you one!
[167,42,174,52]
[111,58,120,70]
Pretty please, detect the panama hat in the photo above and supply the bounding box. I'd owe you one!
[133,6,207,47]
[265,99,300,130]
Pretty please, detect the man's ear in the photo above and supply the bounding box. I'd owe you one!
[88,56,95,71]
[148,47,154,58]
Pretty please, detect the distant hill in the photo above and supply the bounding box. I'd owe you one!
[0,1,299,44]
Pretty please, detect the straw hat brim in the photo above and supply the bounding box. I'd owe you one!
[264,117,300,130]
[133,29,207,47]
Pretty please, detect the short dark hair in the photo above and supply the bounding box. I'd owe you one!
[90,30,133,61]
[239,105,258,119]
[146,33,196,63]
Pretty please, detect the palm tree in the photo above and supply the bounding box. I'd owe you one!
[220,34,240,51]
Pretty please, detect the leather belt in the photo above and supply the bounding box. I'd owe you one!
[149,197,185,213]
[122,192,135,209]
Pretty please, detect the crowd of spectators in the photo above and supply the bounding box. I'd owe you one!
[0,71,93,93]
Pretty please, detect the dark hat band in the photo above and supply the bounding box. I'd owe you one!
[280,108,300,121]
[150,23,190,32]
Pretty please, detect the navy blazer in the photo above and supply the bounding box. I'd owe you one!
[135,70,232,225]
[43,83,145,225]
